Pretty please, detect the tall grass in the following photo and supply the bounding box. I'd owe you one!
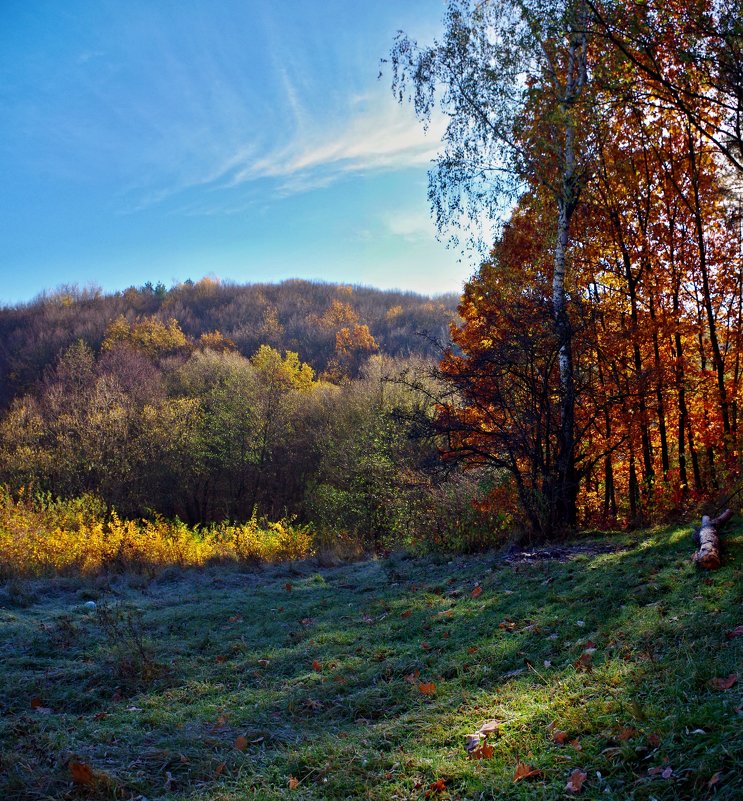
[0,486,314,577]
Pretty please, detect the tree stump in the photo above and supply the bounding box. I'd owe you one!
[693,509,733,569]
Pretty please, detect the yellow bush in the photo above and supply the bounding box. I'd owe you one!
[0,487,315,578]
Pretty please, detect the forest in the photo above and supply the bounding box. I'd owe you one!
[1,2,742,800]
[3,0,742,557]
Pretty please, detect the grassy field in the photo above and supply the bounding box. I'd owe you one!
[1,523,741,800]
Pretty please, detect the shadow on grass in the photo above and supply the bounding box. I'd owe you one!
[1,525,741,800]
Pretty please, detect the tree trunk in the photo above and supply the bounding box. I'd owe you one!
[693,509,733,569]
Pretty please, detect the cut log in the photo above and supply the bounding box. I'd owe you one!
[693,509,733,569]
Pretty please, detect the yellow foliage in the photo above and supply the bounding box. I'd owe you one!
[251,345,315,392]
[102,315,191,358]
[0,487,314,578]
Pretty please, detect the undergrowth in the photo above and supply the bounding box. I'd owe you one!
[0,487,314,577]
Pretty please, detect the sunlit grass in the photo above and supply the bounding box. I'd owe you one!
[0,488,314,577]
[0,520,741,799]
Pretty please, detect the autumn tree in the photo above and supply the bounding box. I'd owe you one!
[390,0,596,530]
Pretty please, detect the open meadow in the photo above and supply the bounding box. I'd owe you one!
[1,524,741,800]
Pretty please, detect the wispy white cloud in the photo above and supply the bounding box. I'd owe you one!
[228,98,445,187]
[381,206,437,242]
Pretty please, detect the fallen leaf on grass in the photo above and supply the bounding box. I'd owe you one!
[215,762,226,777]
[284,583,293,592]
[421,641,431,651]
[647,732,661,747]
[479,720,501,737]
[212,715,228,731]
[464,733,482,753]
[400,610,412,618]
[418,682,437,696]
[469,742,495,760]
[725,625,743,639]
[235,735,248,751]
[502,668,525,679]
[467,646,478,654]
[227,615,242,623]
[289,775,299,789]
[617,726,637,741]
[569,738,582,751]
[404,670,421,684]
[70,761,94,785]
[215,655,227,663]
[471,586,483,598]
[552,729,569,744]
[574,651,593,671]
[648,765,674,779]
[513,761,541,782]
[428,778,447,793]
[312,660,322,672]
[566,769,587,793]
[30,696,43,709]
[710,673,738,690]
[708,772,722,788]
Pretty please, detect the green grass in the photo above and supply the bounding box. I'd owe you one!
[1,523,741,800]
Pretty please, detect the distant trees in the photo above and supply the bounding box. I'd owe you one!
[0,279,457,409]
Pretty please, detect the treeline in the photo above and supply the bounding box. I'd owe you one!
[0,285,493,550]
[0,278,458,409]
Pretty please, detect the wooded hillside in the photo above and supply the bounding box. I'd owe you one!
[0,279,458,409]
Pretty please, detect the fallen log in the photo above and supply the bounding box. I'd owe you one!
[692,508,733,569]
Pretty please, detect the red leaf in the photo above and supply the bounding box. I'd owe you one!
[421,641,431,651]
[552,729,569,744]
[30,696,43,709]
[215,655,227,663]
[215,762,226,777]
[471,586,483,598]
[617,726,637,741]
[70,761,94,785]
[725,625,743,639]
[574,651,593,671]
[566,768,587,793]
[400,610,412,618]
[710,673,738,690]
[284,583,293,592]
[429,778,447,792]
[467,646,478,654]
[312,660,322,672]
[235,735,248,751]
[469,742,495,760]
[417,682,437,696]
[513,761,541,782]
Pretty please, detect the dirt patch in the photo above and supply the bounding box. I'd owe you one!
[500,541,629,564]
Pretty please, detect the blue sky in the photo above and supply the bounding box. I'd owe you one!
[0,0,476,305]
